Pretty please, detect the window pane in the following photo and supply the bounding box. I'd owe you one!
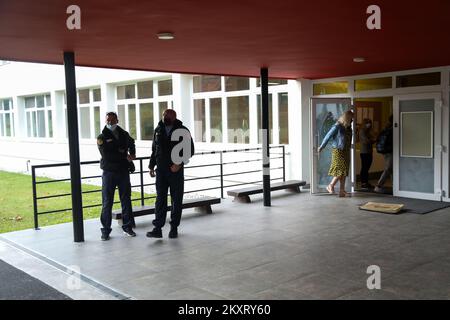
[227,96,249,144]
[159,102,168,120]
[37,110,45,137]
[65,109,68,138]
[355,77,392,91]
[25,97,35,109]
[193,75,221,93]
[193,99,206,142]
[45,94,51,106]
[139,103,154,140]
[128,104,137,139]
[94,107,101,136]
[26,112,32,137]
[3,99,10,110]
[78,89,90,104]
[80,107,91,139]
[0,100,3,111]
[5,113,11,136]
[278,92,289,144]
[225,77,249,92]
[256,78,288,87]
[32,111,37,137]
[396,72,441,88]
[117,86,126,100]
[117,105,125,124]
[47,111,53,138]
[257,94,273,144]
[36,95,45,108]
[0,114,3,136]
[93,88,101,102]
[158,80,173,96]
[210,98,222,143]
[125,85,135,99]
[137,81,153,99]
[313,81,348,95]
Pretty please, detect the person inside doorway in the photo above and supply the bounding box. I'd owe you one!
[359,118,376,189]
[318,110,354,197]
[374,115,393,193]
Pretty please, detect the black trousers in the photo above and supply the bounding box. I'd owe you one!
[100,170,134,234]
[153,167,184,229]
[360,153,373,184]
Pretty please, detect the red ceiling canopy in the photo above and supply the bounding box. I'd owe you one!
[0,0,449,79]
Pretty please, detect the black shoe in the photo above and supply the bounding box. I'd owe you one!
[168,227,178,239]
[146,228,162,238]
[101,233,110,241]
[123,228,136,237]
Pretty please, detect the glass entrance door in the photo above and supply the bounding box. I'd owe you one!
[311,98,353,194]
[393,93,442,201]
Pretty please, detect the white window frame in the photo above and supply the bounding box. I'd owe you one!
[24,93,53,140]
[192,75,289,146]
[115,78,174,141]
[0,98,14,138]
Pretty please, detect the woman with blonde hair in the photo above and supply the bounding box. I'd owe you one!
[318,110,354,197]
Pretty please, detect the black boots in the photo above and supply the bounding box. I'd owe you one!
[168,227,178,239]
[146,228,163,238]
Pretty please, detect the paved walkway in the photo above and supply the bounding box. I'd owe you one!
[0,259,70,300]
[2,191,450,300]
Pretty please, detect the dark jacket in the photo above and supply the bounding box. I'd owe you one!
[149,119,195,171]
[376,125,393,154]
[97,126,136,172]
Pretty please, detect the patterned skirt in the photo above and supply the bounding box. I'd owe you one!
[328,148,350,177]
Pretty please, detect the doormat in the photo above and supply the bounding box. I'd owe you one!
[358,195,450,214]
[359,202,404,214]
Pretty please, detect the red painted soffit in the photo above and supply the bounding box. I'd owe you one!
[0,0,449,79]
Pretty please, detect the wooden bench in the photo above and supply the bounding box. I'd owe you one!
[112,196,221,224]
[227,180,306,203]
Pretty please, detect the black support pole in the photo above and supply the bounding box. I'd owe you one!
[260,68,271,207]
[64,52,84,242]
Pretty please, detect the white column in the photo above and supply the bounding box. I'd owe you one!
[287,80,301,181]
[288,78,312,184]
[13,96,26,139]
[172,74,193,130]
[300,79,312,185]
[101,83,116,114]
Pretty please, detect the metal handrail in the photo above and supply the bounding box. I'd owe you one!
[31,145,286,229]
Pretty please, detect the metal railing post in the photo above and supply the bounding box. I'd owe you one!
[31,166,40,230]
[282,146,286,182]
[220,152,224,199]
[140,159,145,206]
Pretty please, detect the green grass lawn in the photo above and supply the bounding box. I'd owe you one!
[0,170,155,234]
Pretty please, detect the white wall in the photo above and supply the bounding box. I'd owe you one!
[0,62,303,200]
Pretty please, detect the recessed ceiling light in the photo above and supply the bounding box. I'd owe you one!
[157,32,174,40]
[353,57,365,63]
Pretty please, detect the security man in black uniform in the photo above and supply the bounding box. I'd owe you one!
[146,109,194,239]
[97,112,137,241]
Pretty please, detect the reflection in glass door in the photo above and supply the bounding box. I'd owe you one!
[310,98,353,194]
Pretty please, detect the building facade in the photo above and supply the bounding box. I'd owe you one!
[0,62,449,201]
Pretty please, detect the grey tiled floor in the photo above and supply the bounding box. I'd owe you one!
[2,191,450,300]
